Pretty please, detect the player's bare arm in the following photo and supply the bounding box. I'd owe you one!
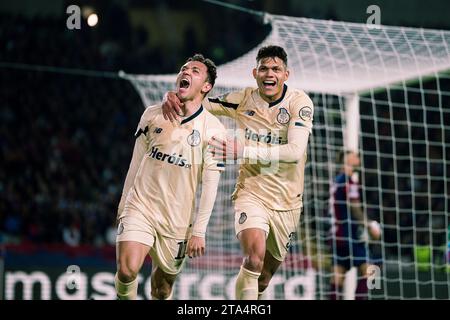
[350,197,381,240]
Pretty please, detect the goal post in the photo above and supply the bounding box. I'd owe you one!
[345,94,360,153]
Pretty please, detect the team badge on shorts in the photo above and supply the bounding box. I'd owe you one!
[117,222,124,235]
[277,108,290,124]
[239,212,247,224]
[299,106,313,121]
[187,129,201,146]
[285,232,296,249]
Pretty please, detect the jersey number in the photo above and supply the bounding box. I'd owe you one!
[175,240,188,260]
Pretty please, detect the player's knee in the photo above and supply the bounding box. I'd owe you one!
[117,264,139,283]
[244,253,264,272]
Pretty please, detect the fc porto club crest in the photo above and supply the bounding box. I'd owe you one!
[277,108,290,124]
[117,222,124,235]
[187,129,201,146]
[239,212,247,224]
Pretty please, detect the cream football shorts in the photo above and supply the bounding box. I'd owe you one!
[116,211,188,275]
[234,189,302,261]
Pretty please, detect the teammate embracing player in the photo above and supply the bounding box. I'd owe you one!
[163,45,314,300]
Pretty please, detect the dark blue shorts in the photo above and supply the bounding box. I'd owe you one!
[332,242,368,270]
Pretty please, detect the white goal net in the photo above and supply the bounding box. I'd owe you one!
[123,13,450,299]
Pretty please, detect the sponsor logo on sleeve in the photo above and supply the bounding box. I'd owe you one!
[299,106,312,121]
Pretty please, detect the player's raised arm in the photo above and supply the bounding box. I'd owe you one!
[162,88,248,121]
[350,198,381,240]
[202,89,248,118]
[346,153,382,240]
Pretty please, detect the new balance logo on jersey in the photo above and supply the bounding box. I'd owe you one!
[135,126,149,138]
[245,110,255,116]
[154,127,163,134]
[299,106,313,121]
[245,128,282,144]
[149,147,191,168]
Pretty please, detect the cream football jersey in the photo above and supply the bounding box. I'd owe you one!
[119,105,226,239]
[203,84,314,211]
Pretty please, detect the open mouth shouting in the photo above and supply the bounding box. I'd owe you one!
[262,80,276,90]
[178,77,191,94]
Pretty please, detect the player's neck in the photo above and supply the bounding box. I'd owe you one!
[181,99,202,118]
[258,89,284,104]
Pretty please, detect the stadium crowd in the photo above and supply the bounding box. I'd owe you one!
[0,7,266,247]
[0,13,142,246]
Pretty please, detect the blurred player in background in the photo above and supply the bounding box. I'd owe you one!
[163,45,314,300]
[115,54,226,299]
[328,150,381,300]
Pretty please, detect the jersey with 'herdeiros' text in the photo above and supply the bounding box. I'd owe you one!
[203,84,313,211]
[120,105,225,239]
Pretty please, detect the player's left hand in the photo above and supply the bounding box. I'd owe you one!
[186,236,205,258]
[208,136,243,161]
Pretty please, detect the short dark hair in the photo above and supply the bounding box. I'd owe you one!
[256,45,288,66]
[187,54,217,88]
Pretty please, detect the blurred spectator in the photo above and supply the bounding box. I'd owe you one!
[63,220,81,247]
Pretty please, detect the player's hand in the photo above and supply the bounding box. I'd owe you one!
[368,220,381,240]
[208,136,243,161]
[186,236,205,258]
[162,91,184,122]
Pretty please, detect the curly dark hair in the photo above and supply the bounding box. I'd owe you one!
[187,54,217,89]
[256,45,288,66]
